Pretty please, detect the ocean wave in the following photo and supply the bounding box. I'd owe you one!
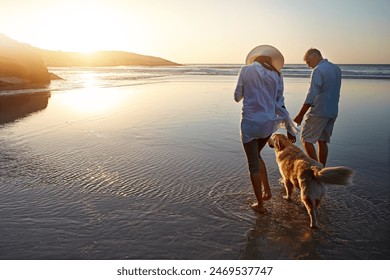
[1,64,389,96]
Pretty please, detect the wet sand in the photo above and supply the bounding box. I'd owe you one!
[0,76,389,259]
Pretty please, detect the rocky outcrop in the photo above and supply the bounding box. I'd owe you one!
[0,34,50,88]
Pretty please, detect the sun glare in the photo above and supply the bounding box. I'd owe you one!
[60,88,124,114]
[42,3,124,53]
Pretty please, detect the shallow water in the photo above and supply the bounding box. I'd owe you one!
[0,77,389,259]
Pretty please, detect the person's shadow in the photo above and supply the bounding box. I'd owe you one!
[0,91,51,125]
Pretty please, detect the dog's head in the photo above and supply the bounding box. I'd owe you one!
[268,134,291,151]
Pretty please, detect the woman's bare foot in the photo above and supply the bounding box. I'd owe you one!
[251,202,267,214]
[262,186,272,200]
[262,189,272,201]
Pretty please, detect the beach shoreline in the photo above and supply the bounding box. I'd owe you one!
[0,70,389,259]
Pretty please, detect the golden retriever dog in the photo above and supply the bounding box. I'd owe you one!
[268,134,354,228]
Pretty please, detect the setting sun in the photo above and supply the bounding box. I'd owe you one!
[41,3,125,53]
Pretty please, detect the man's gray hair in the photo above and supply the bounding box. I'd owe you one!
[304,48,322,61]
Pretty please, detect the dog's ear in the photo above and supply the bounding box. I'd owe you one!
[274,138,286,151]
[268,138,275,148]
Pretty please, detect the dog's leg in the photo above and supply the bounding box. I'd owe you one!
[283,179,294,200]
[302,197,318,229]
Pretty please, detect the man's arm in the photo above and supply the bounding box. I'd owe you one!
[293,103,311,125]
[294,68,321,125]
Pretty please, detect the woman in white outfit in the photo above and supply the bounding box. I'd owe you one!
[234,45,298,213]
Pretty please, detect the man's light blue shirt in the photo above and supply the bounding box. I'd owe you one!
[304,59,342,118]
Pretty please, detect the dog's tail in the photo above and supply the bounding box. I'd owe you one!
[312,166,354,186]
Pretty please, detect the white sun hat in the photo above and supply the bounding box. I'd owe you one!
[245,45,285,72]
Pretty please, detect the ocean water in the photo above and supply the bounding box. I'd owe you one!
[1,64,389,97]
[0,65,389,259]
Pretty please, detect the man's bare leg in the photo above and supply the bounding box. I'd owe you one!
[318,140,328,166]
[303,141,318,161]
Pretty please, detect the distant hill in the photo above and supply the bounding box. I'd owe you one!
[34,48,181,67]
[0,34,180,89]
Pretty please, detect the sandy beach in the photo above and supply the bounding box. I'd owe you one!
[0,73,389,259]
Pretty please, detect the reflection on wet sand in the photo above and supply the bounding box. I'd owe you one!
[0,79,389,260]
[239,189,338,260]
[0,91,51,125]
[242,216,322,260]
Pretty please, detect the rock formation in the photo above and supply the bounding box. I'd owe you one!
[0,34,50,88]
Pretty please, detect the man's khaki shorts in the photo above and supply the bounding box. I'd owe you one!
[301,115,336,143]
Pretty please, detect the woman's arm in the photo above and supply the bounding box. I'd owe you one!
[234,67,245,102]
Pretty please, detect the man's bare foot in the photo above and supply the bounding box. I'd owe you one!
[251,203,267,214]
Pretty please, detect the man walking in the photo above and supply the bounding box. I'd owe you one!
[294,48,342,166]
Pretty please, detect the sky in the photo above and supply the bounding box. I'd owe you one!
[1,0,389,64]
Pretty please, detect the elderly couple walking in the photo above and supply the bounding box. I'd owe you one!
[234,45,342,213]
